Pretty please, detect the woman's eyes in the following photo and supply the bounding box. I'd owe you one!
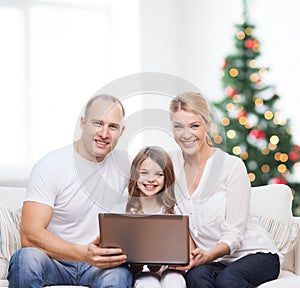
[173,124,183,129]
[173,124,201,129]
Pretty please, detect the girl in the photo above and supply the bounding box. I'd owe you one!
[126,146,186,288]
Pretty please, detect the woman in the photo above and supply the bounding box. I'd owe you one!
[169,92,281,288]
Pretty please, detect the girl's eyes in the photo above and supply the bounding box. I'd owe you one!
[138,171,164,178]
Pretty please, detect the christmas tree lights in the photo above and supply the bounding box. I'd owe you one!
[212,0,300,215]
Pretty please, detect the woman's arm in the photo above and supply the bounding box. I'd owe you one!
[219,157,251,253]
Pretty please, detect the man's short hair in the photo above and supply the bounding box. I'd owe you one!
[84,94,125,119]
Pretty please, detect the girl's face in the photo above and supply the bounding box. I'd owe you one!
[137,157,165,197]
[171,109,208,156]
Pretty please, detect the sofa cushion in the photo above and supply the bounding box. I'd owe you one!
[250,184,293,222]
[254,215,299,254]
[0,187,26,211]
[250,184,299,273]
[0,204,22,279]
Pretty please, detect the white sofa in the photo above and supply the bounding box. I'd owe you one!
[0,184,300,287]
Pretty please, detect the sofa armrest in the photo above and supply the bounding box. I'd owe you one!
[293,216,300,276]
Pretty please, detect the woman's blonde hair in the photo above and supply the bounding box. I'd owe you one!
[169,92,212,146]
[126,146,176,214]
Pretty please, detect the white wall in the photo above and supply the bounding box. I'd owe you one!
[1,0,300,185]
[138,0,300,144]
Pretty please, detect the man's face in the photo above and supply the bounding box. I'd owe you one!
[79,99,125,162]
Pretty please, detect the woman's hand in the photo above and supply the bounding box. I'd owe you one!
[174,247,213,271]
[175,242,230,271]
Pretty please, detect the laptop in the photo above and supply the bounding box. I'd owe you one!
[98,213,190,266]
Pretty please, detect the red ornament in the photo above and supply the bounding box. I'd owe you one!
[225,86,238,98]
[270,178,288,185]
[293,145,300,152]
[249,128,266,139]
[222,61,228,69]
[288,145,300,162]
[289,151,299,162]
[245,39,255,49]
[237,111,247,119]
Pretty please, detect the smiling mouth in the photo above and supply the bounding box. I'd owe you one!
[95,139,109,147]
[143,184,158,189]
[182,139,197,146]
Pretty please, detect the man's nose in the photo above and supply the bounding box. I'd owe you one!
[97,124,109,138]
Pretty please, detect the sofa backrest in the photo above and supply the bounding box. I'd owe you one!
[0,184,294,218]
[0,187,26,211]
[250,184,293,222]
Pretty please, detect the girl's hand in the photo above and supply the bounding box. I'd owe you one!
[148,265,161,272]
[130,264,144,274]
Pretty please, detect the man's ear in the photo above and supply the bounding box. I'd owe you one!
[80,116,85,129]
[120,125,125,137]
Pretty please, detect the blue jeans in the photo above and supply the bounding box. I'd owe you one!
[8,247,133,288]
[185,252,280,288]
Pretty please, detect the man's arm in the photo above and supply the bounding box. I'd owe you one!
[21,201,127,268]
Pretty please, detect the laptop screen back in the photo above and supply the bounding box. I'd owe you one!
[99,213,189,266]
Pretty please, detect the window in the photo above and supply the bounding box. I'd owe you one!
[0,0,116,185]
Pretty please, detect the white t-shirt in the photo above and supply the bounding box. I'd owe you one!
[25,144,130,245]
[171,148,282,264]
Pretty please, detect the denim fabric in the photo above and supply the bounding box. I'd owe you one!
[185,252,280,288]
[8,247,133,288]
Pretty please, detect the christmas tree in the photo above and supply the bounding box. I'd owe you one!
[212,0,300,215]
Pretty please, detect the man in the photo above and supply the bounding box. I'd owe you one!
[8,94,133,288]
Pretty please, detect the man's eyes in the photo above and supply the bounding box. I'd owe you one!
[93,121,101,127]
[109,124,119,130]
[92,121,119,130]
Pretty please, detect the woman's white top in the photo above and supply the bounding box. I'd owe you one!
[171,148,281,264]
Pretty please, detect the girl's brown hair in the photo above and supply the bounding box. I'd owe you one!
[126,146,176,214]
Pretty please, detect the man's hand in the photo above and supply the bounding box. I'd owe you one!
[85,236,127,268]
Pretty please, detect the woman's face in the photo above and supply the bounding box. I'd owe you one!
[137,157,165,197]
[171,109,208,156]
